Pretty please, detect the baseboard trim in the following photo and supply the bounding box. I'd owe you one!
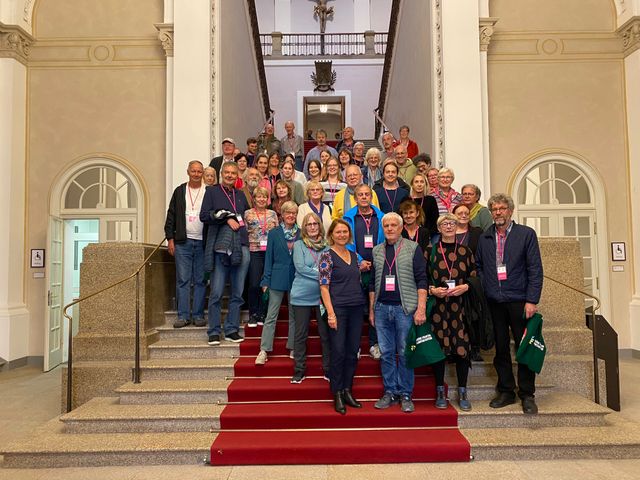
[619,349,640,359]
[0,356,44,371]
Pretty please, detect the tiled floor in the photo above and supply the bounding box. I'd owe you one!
[1,358,640,480]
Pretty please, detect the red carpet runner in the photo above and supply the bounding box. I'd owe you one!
[210,315,470,465]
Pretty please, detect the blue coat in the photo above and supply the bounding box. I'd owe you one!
[475,222,543,304]
[342,204,385,260]
[260,226,299,291]
[290,240,328,306]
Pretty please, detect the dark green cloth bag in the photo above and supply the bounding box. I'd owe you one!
[515,312,546,374]
[405,297,445,368]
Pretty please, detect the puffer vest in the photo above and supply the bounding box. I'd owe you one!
[372,239,419,315]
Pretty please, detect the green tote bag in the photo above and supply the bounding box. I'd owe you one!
[515,312,546,374]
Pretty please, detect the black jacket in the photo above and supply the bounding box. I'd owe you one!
[164,183,187,243]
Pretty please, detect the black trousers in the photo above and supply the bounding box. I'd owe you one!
[328,305,363,394]
[432,356,470,388]
[489,301,536,398]
[292,305,331,378]
[247,251,266,317]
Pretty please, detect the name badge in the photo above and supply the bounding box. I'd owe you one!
[187,210,198,223]
[385,275,396,292]
[497,264,507,281]
[259,237,268,251]
[236,214,245,227]
[364,234,374,249]
[445,280,456,289]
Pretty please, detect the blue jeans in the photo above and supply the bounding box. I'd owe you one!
[374,302,415,397]
[174,239,206,322]
[207,247,250,336]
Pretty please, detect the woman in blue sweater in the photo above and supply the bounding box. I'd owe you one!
[290,213,331,383]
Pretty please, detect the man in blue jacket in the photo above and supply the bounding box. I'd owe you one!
[475,193,543,415]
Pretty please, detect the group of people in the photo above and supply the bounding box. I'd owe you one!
[164,123,543,416]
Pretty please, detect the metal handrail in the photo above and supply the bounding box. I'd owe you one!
[543,274,611,406]
[62,237,167,412]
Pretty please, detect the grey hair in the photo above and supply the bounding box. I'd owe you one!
[382,212,404,228]
[461,183,481,198]
[354,141,365,149]
[438,167,455,180]
[437,213,458,227]
[487,193,515,212]
[188,160,204,169]
[280,200,299,214]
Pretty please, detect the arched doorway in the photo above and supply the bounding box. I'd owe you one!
[512,153,610,318]
[45,157,144,370]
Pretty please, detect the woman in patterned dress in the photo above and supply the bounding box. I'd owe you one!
[427,213,476,412]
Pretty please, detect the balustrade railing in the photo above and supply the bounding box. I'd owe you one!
[260,31,387,57]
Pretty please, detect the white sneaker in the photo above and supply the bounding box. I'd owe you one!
[255,350,268,365]
[289,350,294,359]
[369,344,381,360]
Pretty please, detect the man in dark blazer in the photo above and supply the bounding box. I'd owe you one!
[209,137,237,178]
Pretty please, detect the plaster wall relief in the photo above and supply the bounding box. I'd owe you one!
[432,0,444,166]
[210,0,217,151]
[0,22,33,64]
[154,23,174,57]
[479,17,498,52]
[618,16,640,56]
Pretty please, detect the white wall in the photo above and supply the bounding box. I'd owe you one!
[382,0,433,155]
[264,58,383,139]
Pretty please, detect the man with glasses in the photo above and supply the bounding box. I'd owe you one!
[331,164,380,220]
[461,184,493,232]
[475,193,543,415]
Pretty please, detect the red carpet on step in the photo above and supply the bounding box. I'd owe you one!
[210,319,470,465]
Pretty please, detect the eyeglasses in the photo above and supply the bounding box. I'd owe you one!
[306,222,319,227]
[491,206,509,213]
[439,176,453,180]
[456,212,469,217]
[461,192,476,197]
[440,221,457,228]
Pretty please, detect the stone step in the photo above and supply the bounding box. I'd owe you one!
[147,339,240,359]
[0,418,214,468]
[536,326,592,355]
[442,378,555,401]
[465,413,640,460]
[60,397,224,433]
[455,391,610,429]
[115,379,231,405]
[139,358,236,380]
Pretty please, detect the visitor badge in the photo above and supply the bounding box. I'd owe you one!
[446,280,456,289]
[364,234,374,249]
[497,264,507,281]
[385,275,396,292]
[236,214,245,227]
[259,237,268,251]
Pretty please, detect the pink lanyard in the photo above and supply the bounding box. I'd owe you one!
[220,185,237,214]
[439,241,457,280]
[188,186,201,210]
[385,240,403,274]
[257,209,267,235]
[359,212,373,234]
[384,188,398,210]
[497,231,506,264]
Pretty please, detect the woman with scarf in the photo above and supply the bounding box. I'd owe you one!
[297,181,332,235]
[361,147,383,188]
[280,156,305,204]
[431,167,462,215]
[255,201,301,365]
[290,212,331,383]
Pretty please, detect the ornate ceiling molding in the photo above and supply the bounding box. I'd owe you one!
[0,21,34,65]
[479,17,499,52]
[618,16,640,57]
[154,23,174,57]
[433,0,444,167]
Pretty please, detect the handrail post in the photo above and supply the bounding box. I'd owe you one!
[272,31,282,56]
[591,308,600,404]
[364,30,375,55]
[134,271,141,384]
[66,312,73,412]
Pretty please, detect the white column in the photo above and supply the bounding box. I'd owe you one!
[353,0,371,32]
[440,0,485,191]
[274,0,291,33]
[0,57,30,364]
[159,0,174,206]
[171,0,211,190]
[624,46,640,354]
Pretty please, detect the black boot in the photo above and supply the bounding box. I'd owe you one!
[334,390,346,415]
[343,389,362,408]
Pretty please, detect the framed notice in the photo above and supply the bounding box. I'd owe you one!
[611,242,626,262]
[31,249,45,268]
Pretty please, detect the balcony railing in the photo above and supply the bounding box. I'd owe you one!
[260,31,387,57]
